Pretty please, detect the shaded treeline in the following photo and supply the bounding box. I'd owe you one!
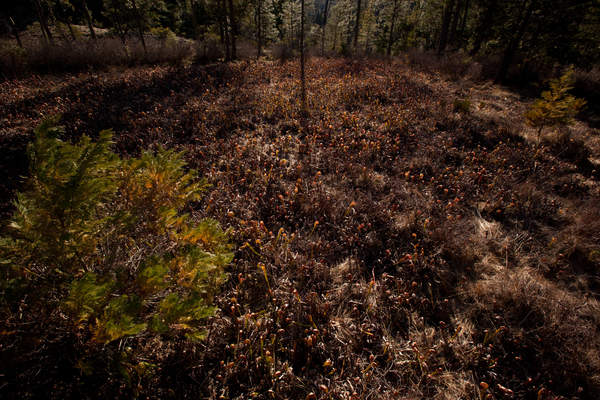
[1,0,599,82]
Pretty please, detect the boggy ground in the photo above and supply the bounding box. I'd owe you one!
[1,58,600,399]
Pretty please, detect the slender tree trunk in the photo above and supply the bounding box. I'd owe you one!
[437,0,455,55]
[52,5,71,44]
[470,0,496,55]
[39,26,49,45]
[81,1,97,40]
[218,0,230,60]
[9,17,23,48]
[113,16,127,45]
[66,21,77,41]
[448,0,462,48]
[457,0,470,48]
[459,0,469,35]
[47,3,61,33]
[256,0,263,58]
[224,20,231,61]
[321,0,330,56]
[47,4,65,42]
[332,17,338,51]
[289,3,294,48]
[224,21,230,61]
[218,13,225,44]
[227,0,237,59]
[386,0,398,56]
[353,0,362,49]
[41,17,53,44]
[495,0,535,83]
[364,8,371,53]
[35,0,54,45]
[300,0,307,113]
[131,0,147,54]
[190,0,199,39]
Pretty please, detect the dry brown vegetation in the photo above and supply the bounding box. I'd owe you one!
[0,24,200,80]
[0,37,195,79]
[1,58,599,399]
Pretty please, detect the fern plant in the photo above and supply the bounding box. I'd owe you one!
[525,67,586,143]
[2,117,233,345]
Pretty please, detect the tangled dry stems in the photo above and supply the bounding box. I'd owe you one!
[1,58,599,399]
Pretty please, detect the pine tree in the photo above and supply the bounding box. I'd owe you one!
[2,117,233,347]
[525,67,586,143]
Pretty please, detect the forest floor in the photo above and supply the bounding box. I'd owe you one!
[1,58,600,399]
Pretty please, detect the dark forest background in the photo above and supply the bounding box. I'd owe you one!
[2,0,599,83]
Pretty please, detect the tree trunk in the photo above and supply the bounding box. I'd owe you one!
[332,16,338,51]
[364,6,371,53]
[9,17,23,48]
[35,0,54,45]
[113,16,127,45]
[459,0,469,35]
[300,0,307,113]
[47,3,66,42]
[218,0,230,59]
[495,0,536,83]
[470,0,496,55]
[131,0,147,55]
[457,0,470,47]
[190,0,199,39]
[66,21,77,41]
[353,0,362,49]
[448,0,462,47]
[321,0,330,56]
[227,0,237,59]
[218,12,225,44]
[256,0,263,58]
[386,0,398,56]
[224,23,231,61]
[437,0,455,55]
[289,2,294,48]
[81,1,97,40]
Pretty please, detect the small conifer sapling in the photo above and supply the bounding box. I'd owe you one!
[525,67,586,144]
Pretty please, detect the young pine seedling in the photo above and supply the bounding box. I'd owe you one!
[525,66,586,145]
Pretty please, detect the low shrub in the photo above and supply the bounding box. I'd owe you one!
[136,36,194,66]
[453,98,472,114]
[271,43,295,64]
[235,39,258,59]
[149,26,176,40]
[405,49,472,80]
[0,43,27,79]
[0,36,194,78]
[194,34,224,64]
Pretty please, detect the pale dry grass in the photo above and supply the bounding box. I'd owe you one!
[469,267,600,392]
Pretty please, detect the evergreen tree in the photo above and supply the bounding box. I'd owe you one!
[525,67,586,142]
[1,117,233,348]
